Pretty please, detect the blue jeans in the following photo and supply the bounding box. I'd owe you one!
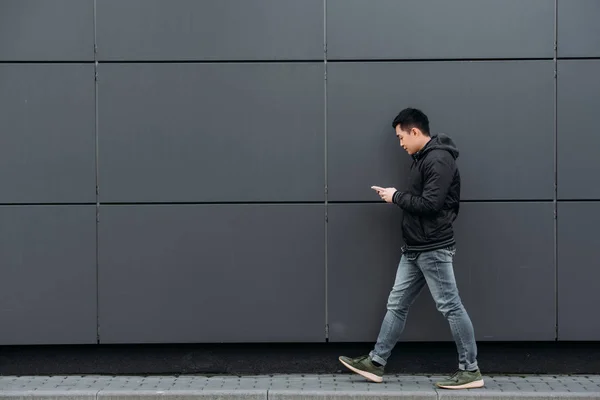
[369,246,479,371]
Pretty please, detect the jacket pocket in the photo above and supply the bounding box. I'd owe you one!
[423,211,454,242]
[403,214,427,244]
[420,217,430,239]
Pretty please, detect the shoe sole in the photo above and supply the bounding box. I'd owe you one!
[436,379,485,390]
[338,357,383,383]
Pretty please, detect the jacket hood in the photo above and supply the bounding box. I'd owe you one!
[416,133,459,160]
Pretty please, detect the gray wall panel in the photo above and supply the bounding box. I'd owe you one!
[558,202,600,340]
[99,63,324,203]
[0,206,96,345]
[558,0,600,57]
[0,0,591,346]
[98,205,325,343]
[328,202,555,342]
[327,0,554,60]
[96,0,323,61]
[0,64,96,203]
[328,61,554,201]
[0,0,93,61]
[327,204,406,341]
[557,60,600,199]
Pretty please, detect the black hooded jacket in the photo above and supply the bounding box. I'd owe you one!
[392,134,460,251]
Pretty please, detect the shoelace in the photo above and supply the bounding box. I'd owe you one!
[449,370,462,381]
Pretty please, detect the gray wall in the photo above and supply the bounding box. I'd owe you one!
[0,0,598,345]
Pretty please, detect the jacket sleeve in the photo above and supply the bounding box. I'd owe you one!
[392,152,455,215]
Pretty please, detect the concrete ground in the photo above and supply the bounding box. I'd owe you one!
[0,374,599,400]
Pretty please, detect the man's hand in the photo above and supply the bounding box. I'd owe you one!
[371,186,397,204]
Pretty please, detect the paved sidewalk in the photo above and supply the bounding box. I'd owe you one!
[0,375,599,400]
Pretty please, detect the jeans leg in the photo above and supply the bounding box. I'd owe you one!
[369,252,426,366]
[419,247,479,371]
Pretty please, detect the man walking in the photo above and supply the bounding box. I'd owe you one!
[339,108,484,390]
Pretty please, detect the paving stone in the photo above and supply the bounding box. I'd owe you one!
[269,390,436,400]
[0,390,98,400]
[0,375,599,400]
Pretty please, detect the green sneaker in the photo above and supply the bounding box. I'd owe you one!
[435,369,484,389]
[338,355,384,383]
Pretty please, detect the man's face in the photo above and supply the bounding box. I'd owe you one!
[395,125,419,155]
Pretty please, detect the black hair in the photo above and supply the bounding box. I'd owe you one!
[392,108,430,136]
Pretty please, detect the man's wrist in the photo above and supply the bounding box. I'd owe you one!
[392,190,403,205]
